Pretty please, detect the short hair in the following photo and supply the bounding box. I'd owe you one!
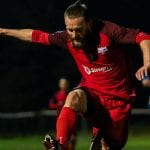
[64,0,90,21]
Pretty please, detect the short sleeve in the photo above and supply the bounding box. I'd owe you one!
[102,21,140,45]
[32,30,68,49]
[48,31,68,49]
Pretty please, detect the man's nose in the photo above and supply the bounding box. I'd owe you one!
[72,31,77,39]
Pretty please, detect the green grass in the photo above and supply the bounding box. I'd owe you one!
[125,135,150,150]
[0,133,150,150]
[0,135,43,150]
[124,123,150,150]
[0,125,150,150]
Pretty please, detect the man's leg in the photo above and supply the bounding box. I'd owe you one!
[89,94,131,150]
[44,89,87,150]
[103,99,131,150]
[104,117,129,150]
[89,128,110,150]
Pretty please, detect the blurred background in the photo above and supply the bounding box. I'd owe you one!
[0,0,150,149]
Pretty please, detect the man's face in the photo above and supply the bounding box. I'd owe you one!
[59,78,69,91]
[65,16,89,48]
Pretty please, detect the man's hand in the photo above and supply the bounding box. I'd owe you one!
[0,28,8,36]
[135,63,150,87]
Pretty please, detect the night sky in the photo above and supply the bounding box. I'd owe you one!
[0,0,150,112]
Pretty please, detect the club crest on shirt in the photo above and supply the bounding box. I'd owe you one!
[97,46,108,54]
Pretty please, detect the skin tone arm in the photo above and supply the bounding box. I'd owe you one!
[0,28,33,42]
[135,40,150,87]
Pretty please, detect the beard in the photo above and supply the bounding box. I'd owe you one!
[68,31,99,61]
[68,33,86,49]
[71,38,85,48]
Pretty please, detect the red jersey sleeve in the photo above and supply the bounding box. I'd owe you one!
[32,30,50,45]
[32,30,68,49]
[102,21,140,44]
[136,32,150,44]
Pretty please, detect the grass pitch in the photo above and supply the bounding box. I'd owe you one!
[0,124,150,150]
[0,132,150,150]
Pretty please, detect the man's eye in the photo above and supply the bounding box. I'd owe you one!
[68,29,73,32]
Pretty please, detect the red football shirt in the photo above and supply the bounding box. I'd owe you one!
[32,20,140,100]
[49,90,67,110]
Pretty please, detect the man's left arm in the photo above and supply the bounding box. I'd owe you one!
[135,33,150,87]
[103,21,150,86]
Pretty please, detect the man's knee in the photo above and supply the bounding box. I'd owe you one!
[64,89,87,113]
[64,91,79,108]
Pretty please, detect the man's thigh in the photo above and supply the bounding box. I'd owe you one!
[77,87,104,127]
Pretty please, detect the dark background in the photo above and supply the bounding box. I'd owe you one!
[0,0,150,112]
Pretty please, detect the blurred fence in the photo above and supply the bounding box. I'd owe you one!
[0,110,57,136]
[0,109,150,136]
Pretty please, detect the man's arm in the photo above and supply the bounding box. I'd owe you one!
[135,38,150,87]
[0,28,68,47]
[140,40,150,67]
[0,28,33,42]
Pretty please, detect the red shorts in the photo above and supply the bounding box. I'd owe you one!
[80,87,131,148]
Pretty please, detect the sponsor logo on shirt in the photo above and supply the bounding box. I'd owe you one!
[82,65,113,75]
[97,46,108,54]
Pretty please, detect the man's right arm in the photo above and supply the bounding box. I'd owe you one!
[0,28,33,42]
[0,28,68,48]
